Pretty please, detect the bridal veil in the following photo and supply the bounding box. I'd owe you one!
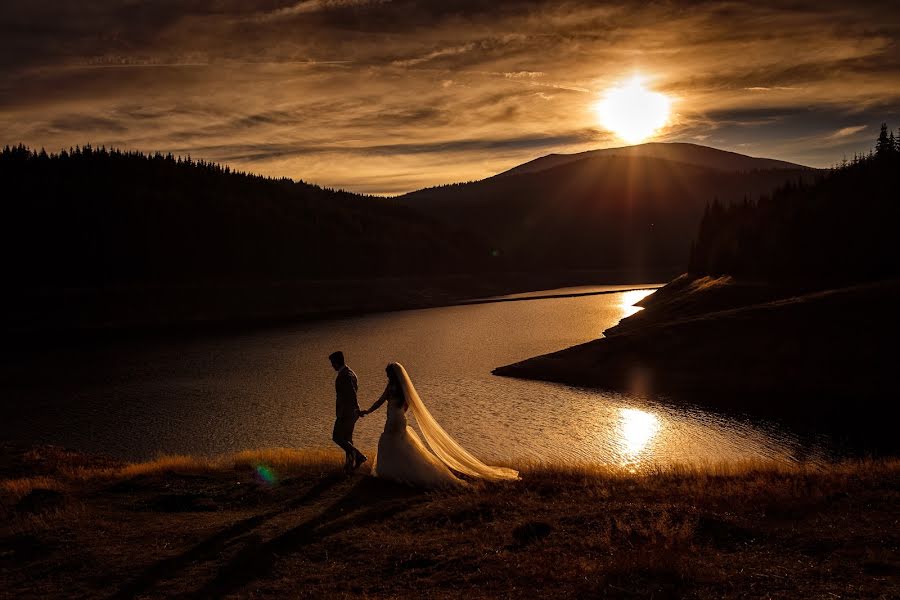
[393,363,519,482]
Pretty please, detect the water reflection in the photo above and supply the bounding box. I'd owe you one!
[619,289,654,319]
[619,408,660,454]
[0,285,819,467]
[615,407,661,467]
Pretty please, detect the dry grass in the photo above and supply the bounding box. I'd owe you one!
[230,447,341,473]
[2,447,899,598]
[5,446,898,503]
[517,454,899,482]
[686,275,735,294]
[0,476,65,501]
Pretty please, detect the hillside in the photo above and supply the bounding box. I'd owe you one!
[0,145,508,333]
[400,149,814,273]
[0,145,486,286]
[500,142,808,177]
[688,136,900,284]
[496,276,900,450]
[494,127,900,450]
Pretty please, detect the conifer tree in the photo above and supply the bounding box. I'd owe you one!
[875,123,891,157]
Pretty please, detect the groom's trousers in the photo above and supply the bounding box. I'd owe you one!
[332,416,363,462]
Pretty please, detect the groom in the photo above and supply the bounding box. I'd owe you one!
[329,351,367,472]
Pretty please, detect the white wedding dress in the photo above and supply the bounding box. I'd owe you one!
[371,363,519,488]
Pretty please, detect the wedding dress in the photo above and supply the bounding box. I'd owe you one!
[371,363,519,488]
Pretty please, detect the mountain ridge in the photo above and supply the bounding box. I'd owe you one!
[398,149,815,273]
[494,141,812,180]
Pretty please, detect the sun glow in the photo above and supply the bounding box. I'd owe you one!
[618,408,661,457]
[595,75,671,144]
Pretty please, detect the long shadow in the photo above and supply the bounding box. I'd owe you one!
[189,477,427,598]
[109,473,346,600]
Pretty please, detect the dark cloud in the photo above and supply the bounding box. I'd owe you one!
[46,114,129,134]
[200,129,599,162]
[1,1,898,193]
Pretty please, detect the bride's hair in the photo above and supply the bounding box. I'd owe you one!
[385,363,406,402]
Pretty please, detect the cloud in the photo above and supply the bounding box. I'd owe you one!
[826,125,868,139]
[199,130,600,162]
[392,43,477,68]
[253,0,390,22]
[504,71,545,79]
[0,1,898,192]
[745,87,801,92]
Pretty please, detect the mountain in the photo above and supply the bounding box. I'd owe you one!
[494,131,900,451]
[498,142,807,177]
[399,144,816,275]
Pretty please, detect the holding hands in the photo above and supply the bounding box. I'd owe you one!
[358,380,393,420]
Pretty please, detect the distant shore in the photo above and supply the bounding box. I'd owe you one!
[495,275,900,454]
[456,284,662,306]
[2,269,675,341]
[2,445,898,598]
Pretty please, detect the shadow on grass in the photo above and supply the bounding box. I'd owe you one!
[109,474,426,599]
[109,472,347,599]
[189,476,426,598]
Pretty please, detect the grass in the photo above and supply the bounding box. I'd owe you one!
[1,446,898,598]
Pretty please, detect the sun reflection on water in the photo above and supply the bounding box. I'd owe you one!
[619,289,654,319]
[616,407,661,467]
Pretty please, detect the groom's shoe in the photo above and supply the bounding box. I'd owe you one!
[353,453,368,470]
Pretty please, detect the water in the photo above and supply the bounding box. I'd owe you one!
[0,286,818,467]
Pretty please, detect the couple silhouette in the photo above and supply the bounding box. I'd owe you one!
[327,351,518,488]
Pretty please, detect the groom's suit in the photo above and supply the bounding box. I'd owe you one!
[332,365,363,464]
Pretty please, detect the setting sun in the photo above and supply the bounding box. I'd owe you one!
[595,75,671,144]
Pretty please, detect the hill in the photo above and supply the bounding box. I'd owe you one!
[0,145,678,334]
[494,126,900,450]
[0,144,485,286]
[399,147,815,274]
[0,145,534,333]
[687,134,900,285]
[499,142,808,178]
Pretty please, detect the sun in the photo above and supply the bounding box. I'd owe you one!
[595,75,671,144]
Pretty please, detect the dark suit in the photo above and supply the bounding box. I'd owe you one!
[332,366,363,464]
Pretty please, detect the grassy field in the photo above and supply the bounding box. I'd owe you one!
[2,446,898,599]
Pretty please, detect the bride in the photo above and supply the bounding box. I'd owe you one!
[359,363,518,488]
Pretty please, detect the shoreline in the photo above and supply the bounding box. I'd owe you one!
[1,271,675,344]
[456,285,662,306]
[494,276,900,455]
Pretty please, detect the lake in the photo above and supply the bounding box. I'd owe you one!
[0,285,821,468]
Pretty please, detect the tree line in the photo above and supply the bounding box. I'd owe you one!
[0,144,488,287]
[688,124,900,284]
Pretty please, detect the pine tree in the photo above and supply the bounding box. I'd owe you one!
[875,122,891,157]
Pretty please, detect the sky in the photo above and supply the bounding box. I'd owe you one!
[2,1,899,195]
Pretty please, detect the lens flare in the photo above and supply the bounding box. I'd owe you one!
[595,75,671,144]
[254,464,278,485]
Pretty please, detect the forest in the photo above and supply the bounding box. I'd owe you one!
[0,144,487,287]
[688,124,900,285]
